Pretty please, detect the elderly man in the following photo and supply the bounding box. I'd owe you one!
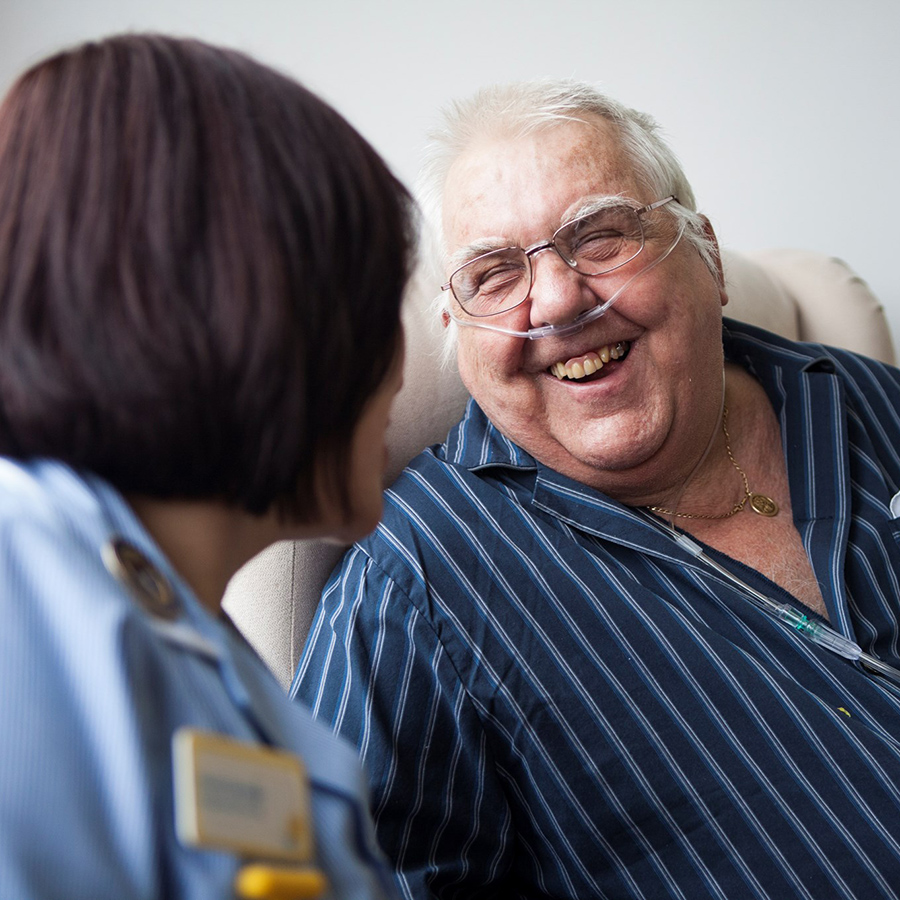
[293,81,900,898]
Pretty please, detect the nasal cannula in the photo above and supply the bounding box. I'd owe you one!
[447,221,686,340]
[447,200,900,689]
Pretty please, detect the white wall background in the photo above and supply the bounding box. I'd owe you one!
[3,0,899,339]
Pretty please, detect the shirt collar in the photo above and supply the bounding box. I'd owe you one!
[722,316,837,388]
[439,396,538,472]
[442,319,829,474]
[439,319,844,548]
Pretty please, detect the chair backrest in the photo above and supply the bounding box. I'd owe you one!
[223,247,897,688]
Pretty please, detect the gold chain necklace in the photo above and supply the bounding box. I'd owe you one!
[649,404,779,520]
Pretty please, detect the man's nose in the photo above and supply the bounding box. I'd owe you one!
[527,248,598,328]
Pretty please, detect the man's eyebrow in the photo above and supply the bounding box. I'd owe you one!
[447,195,634,270]
[447,237,512,271]
[560,194,631,224]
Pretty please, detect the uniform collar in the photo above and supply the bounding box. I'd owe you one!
[0,458,370,801]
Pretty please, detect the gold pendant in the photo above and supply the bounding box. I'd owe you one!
[749,493,779,517]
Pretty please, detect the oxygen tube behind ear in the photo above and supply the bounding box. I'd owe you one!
[647,375,900,688]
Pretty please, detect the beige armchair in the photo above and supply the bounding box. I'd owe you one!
[224,248,896,689]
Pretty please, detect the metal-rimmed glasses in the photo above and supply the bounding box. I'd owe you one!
[442,195,677,320]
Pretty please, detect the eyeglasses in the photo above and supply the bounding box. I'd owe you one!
[442,196,677,318]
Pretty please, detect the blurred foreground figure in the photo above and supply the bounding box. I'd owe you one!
[0,33,413,899]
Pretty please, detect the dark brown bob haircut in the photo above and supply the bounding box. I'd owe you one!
[0,34,415,519]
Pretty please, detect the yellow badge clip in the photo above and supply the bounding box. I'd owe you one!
[235,863,328,900]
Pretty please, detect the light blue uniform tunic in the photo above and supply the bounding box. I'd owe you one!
[0,457,395,899]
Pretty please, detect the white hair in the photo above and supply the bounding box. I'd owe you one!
[415,79,718,361]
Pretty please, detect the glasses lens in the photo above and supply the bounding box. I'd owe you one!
[450,248,530,317]
[556,205,644,275]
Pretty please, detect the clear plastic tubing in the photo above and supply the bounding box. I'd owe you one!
[673,531,900,687]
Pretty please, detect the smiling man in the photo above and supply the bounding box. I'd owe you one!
[293,81,900,898]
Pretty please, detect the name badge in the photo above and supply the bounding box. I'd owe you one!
[173,728,314,863]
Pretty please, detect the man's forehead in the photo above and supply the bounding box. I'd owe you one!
[442,117,642,260]
[444,117,628,196]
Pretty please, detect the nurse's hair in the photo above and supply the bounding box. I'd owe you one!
[0,34,415,519]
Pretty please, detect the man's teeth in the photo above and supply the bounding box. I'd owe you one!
[551,342,629,380]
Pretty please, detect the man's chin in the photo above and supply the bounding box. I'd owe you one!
[528,420,671,487]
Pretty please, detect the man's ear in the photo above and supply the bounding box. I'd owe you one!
[441,309,451,328]
[700,215,728,308]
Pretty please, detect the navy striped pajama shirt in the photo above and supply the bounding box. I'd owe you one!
[293,319,900,899]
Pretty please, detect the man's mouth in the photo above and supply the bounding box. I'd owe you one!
[549,341,631,382]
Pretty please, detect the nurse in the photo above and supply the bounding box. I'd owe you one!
[0,34,412,899]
